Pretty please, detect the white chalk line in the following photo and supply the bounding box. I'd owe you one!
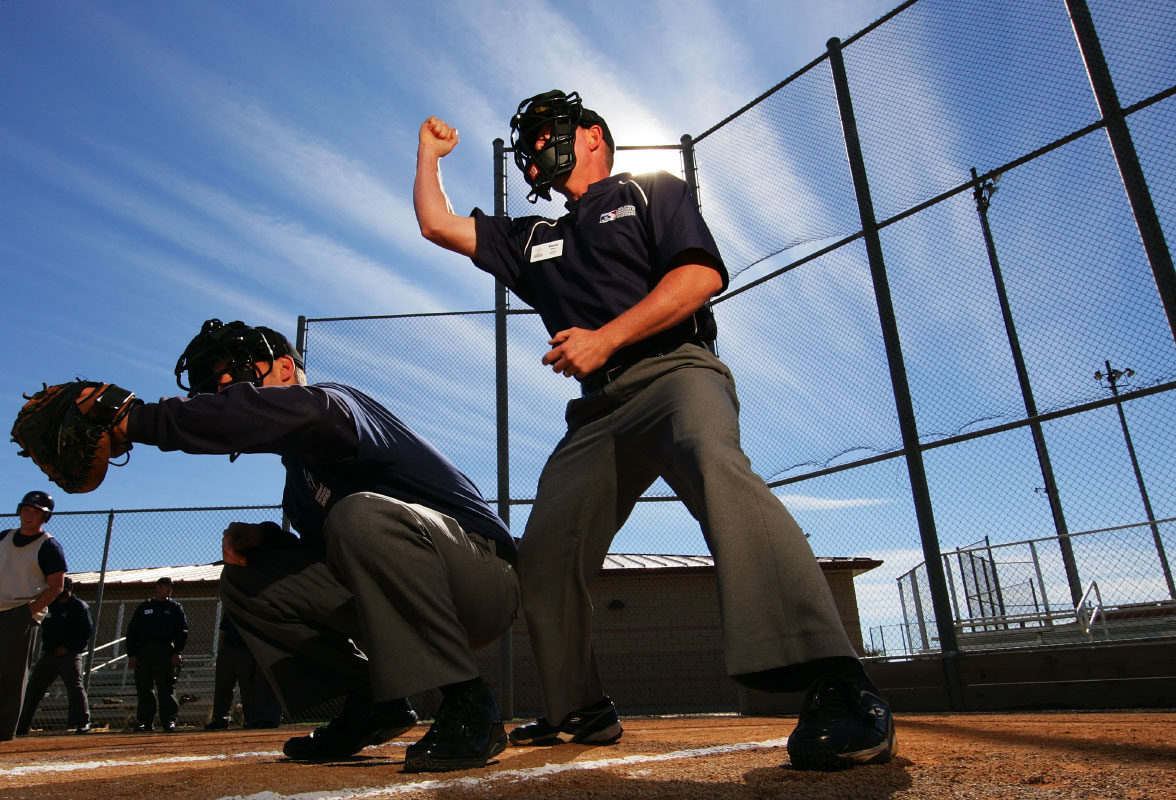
[0,749,283,776]
[214,737,791,800]
[2,736,790,798]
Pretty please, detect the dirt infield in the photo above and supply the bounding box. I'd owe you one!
[2,712,1173,799]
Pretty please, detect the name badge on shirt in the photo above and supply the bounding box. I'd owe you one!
[530,240,564,262]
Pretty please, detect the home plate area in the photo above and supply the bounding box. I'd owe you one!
[2,713,1173,799]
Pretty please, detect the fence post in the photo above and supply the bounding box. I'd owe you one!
[972,168,1084,606]
[492,137,514,720]
[290,316,309,535]
[897,573,913,654]
[680,133,701,209]
[984,536,1008,619]
[943,552,961,622]
[1029,541,1053,623]
[1064,0,1176,346]
[84,510,116,691]
[827,36,963,707]
[909,570,930,652]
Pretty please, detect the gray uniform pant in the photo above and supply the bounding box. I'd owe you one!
[520,345,857,724]
[220,492,519,712]
[0,606,37,739]
[17,651,89,732]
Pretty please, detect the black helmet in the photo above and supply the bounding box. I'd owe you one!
[18,490,54,521]
[174,319,305,397]
[510,90,613,203]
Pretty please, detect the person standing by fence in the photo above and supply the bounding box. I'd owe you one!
[125,576,188,732]
[16,576,93,735]
[0,491,66,742]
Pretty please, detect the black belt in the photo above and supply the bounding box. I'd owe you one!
[580,339,715,396]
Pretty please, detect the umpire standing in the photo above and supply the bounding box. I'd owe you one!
[16,576,93,734]
[415,92,895,771]
[125,577,188,732]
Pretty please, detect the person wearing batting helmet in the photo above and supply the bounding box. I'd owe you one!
[1,491,67,741]
[414,90,894,771]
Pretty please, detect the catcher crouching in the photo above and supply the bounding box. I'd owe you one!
[10,319,519,773]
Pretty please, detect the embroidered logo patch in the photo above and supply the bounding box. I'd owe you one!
[600,204,636,224]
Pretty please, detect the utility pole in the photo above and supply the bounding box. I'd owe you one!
[1094,361,1176,599]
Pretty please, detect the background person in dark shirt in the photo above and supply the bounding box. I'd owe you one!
[0,491,67,742]
[107,319,519,772]
[125,576,188,732]
[16,576,93,735]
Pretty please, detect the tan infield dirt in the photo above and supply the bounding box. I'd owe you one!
[2,711,1173,799]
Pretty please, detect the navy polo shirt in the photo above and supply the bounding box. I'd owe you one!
[472,171,729,361]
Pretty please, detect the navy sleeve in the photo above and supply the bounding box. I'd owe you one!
[471,208,550,306]
[638,172,729,292]
[127,383,359,459]
[173,602,189,653]
[37,536,67,577]
[69,599,93,652]
[125,604,144,656]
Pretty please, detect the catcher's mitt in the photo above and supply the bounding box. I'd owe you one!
[11,381,137,494]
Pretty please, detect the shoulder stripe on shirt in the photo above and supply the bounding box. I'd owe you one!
[522,219,559,259]
[616,177,650,208]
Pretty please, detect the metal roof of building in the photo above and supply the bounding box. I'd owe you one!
[70,563,225,586]
[67,554,882,587]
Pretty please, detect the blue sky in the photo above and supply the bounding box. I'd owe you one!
[0,0,898,514]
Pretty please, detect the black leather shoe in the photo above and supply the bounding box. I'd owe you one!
[133,723,154,732]
[403,682,507,773]
[508,697,623,746]
[283,700,417,761]
[163,721,177,732]
[786,673,896,770]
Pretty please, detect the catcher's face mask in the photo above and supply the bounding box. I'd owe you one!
[175,319,304,396]
[510,90,613,203]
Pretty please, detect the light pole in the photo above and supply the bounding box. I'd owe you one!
[973,167,1082,607]
[1094,361,1176,599]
